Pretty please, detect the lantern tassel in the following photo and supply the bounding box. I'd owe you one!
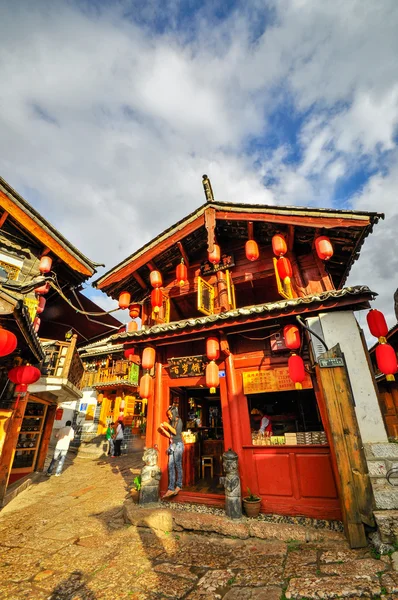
[210,387,216,394]
[386,374,395,382]
[295,382,303,390]
[284,277,293,299]
[154,307,160,313]
[378,336,387,344]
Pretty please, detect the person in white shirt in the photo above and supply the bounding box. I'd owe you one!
[112,419,124,457]
[46,420,75,477]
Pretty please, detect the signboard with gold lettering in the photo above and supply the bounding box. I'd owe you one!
[168,355,207,378]
[200,253,235,276]
[242,367,312,394]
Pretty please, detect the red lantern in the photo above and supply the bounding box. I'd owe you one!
[150,270,163,288]
[245,240,259,262]
[272,234,287,257]
[206,337,220,361]
[288,354,305,390]
[139,373,153,401]
[208,244,221,265]
[151,288,163,313]
[376,343,397,382]
[118,291,131,310]
[206,360,219,394]
[277,256,292,280]
[315,236,334,261]
[126,320,138,333]
[36,296,46,315]
[283,325,301,350]
[124,347,136,361]
[39,256,52,273]
[367,309,388,342]
[33,317,41,333]
[129,304,141,319]
[35,281,50,295]
[8,365,41,393]
[142,347,156,370]
[0,328,18,357]
[176,260,187,287]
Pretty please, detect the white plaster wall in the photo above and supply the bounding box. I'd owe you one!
[77,389,98,432]
[50,399,78,444]
[318,311,388,444]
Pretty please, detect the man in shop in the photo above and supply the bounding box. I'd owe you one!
[46,420,75,477]
[258,409,273,437]
[159,405,184,499]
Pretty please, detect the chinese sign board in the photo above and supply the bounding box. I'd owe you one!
[242,367,312,394]
[200,253,235,276]
[128,363,140,385]
[168,355,207,378]
[319,357,344,368]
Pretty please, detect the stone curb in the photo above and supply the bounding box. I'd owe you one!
[123,500,345,543]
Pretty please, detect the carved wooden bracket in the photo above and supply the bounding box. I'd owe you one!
[205,207,216,254]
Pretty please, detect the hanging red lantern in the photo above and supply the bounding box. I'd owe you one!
[245,240,259,262]
[206,360,219,394]
[277,256,293,281]
[150,270,163,288]
[208,244,221,265]
[8,365,41,393]
[33,317,41,333]
[283,325,301,350]
[151,288,163,313]
[315,236,334,261]
[120,399,125,411]
[129,303,141,319]
[0,328,18,357]
[118,291,131,309]
[176,260,187,287]
[139,373,153,401]
[288,354,305,390]
[206,337,220,361]
[272,234,287,257]
[35,281,50,295]
[36,296,46,315]
[124,347,136,361]
[142,347,156,370]
[126,320,138,333]
[39,256,52,274]
[376,343,397,382]
[367,309,388,343]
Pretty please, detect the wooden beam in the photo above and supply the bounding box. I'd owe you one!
[0,211,9,229]
[0,191,92,276]
[36,404,56,471]
[215,210,369,230]
[147,261,158,272]
[177,241,190,267]
[0,397,27,506]
[41,247,51,256]
[205,207,216,254]
[133,272,148,290]
[247,221,254,240]
[287,225,295,251]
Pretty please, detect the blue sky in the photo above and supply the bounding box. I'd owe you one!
[1,0,398,332]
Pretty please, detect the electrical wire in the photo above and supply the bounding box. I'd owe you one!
[48,279,122,317]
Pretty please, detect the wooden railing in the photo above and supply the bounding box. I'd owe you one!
[80,359,134,389]
[42,335,84,389]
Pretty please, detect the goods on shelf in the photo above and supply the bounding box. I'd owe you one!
[251,430,328,446]
[182,430,198,444]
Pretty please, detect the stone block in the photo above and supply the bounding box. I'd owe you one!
[367,460,387,476]
[373,488,398,510]
[365,443,398,459]
[374,510,398,544]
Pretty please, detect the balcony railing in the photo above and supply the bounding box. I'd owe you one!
[41,336,84,389]
[81,359,137,389]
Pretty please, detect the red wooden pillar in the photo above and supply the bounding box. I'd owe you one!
[0,394,27,506]
[36,404,56,471]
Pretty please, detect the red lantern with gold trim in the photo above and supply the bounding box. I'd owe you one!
[283,325,301,350]
[206,360,219,394]
[288,354,305,390]
[129,304,140,319]
[206,337,220,361]
[142,347,156,370]
[124,347,136,361]
[176,260,187,287]
[8,364,41,393]
[315,236,334,261]
[150,270,163,288]
[376,343,397,382]
[367,309,388,343]
[35,281,50,295]
[39,256,52,273]
[151,288,163,313]
[126,320,138,333]
[118,291,131,309]
[0,328,17,357]
[277,256,292,280]
[139,373,153,401]
[208,244,221,265]
[245,240,259,262]
[272,234,287,257]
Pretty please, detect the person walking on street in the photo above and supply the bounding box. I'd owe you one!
[105,421,115,456]
[112,419,124,457]
[46,420,75,477]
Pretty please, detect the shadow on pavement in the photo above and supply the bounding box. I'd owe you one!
[48,570,97,600]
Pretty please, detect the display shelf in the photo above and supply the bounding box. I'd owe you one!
[20,430,40,434]
[14,448,38,452]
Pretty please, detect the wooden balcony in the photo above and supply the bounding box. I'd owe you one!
[81,359,138,389]
[41,335,84,389]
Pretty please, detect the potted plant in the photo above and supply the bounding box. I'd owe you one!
[242,487,261,518]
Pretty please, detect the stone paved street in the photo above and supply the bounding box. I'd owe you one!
[0,452,397,599]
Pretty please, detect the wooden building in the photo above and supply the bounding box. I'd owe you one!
[94,177,388,547]
[0,176,119,505]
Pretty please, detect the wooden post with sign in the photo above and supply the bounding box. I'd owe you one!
[316,344,375,548]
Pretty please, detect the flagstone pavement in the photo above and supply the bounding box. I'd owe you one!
[0,452,397,600]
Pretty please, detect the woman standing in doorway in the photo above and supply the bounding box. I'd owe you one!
[113,419,124,457]
[160,405,184,499]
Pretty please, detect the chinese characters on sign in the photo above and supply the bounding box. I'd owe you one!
[242,367,312,394]
[168,355,207,378]
[200,253,235,276]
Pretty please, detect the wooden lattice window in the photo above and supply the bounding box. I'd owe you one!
[0,259,20,281]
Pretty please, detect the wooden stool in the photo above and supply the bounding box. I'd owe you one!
[201,456,214,478]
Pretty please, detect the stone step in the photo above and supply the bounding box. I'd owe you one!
[372,485,398,510]
[365,443,398,459]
